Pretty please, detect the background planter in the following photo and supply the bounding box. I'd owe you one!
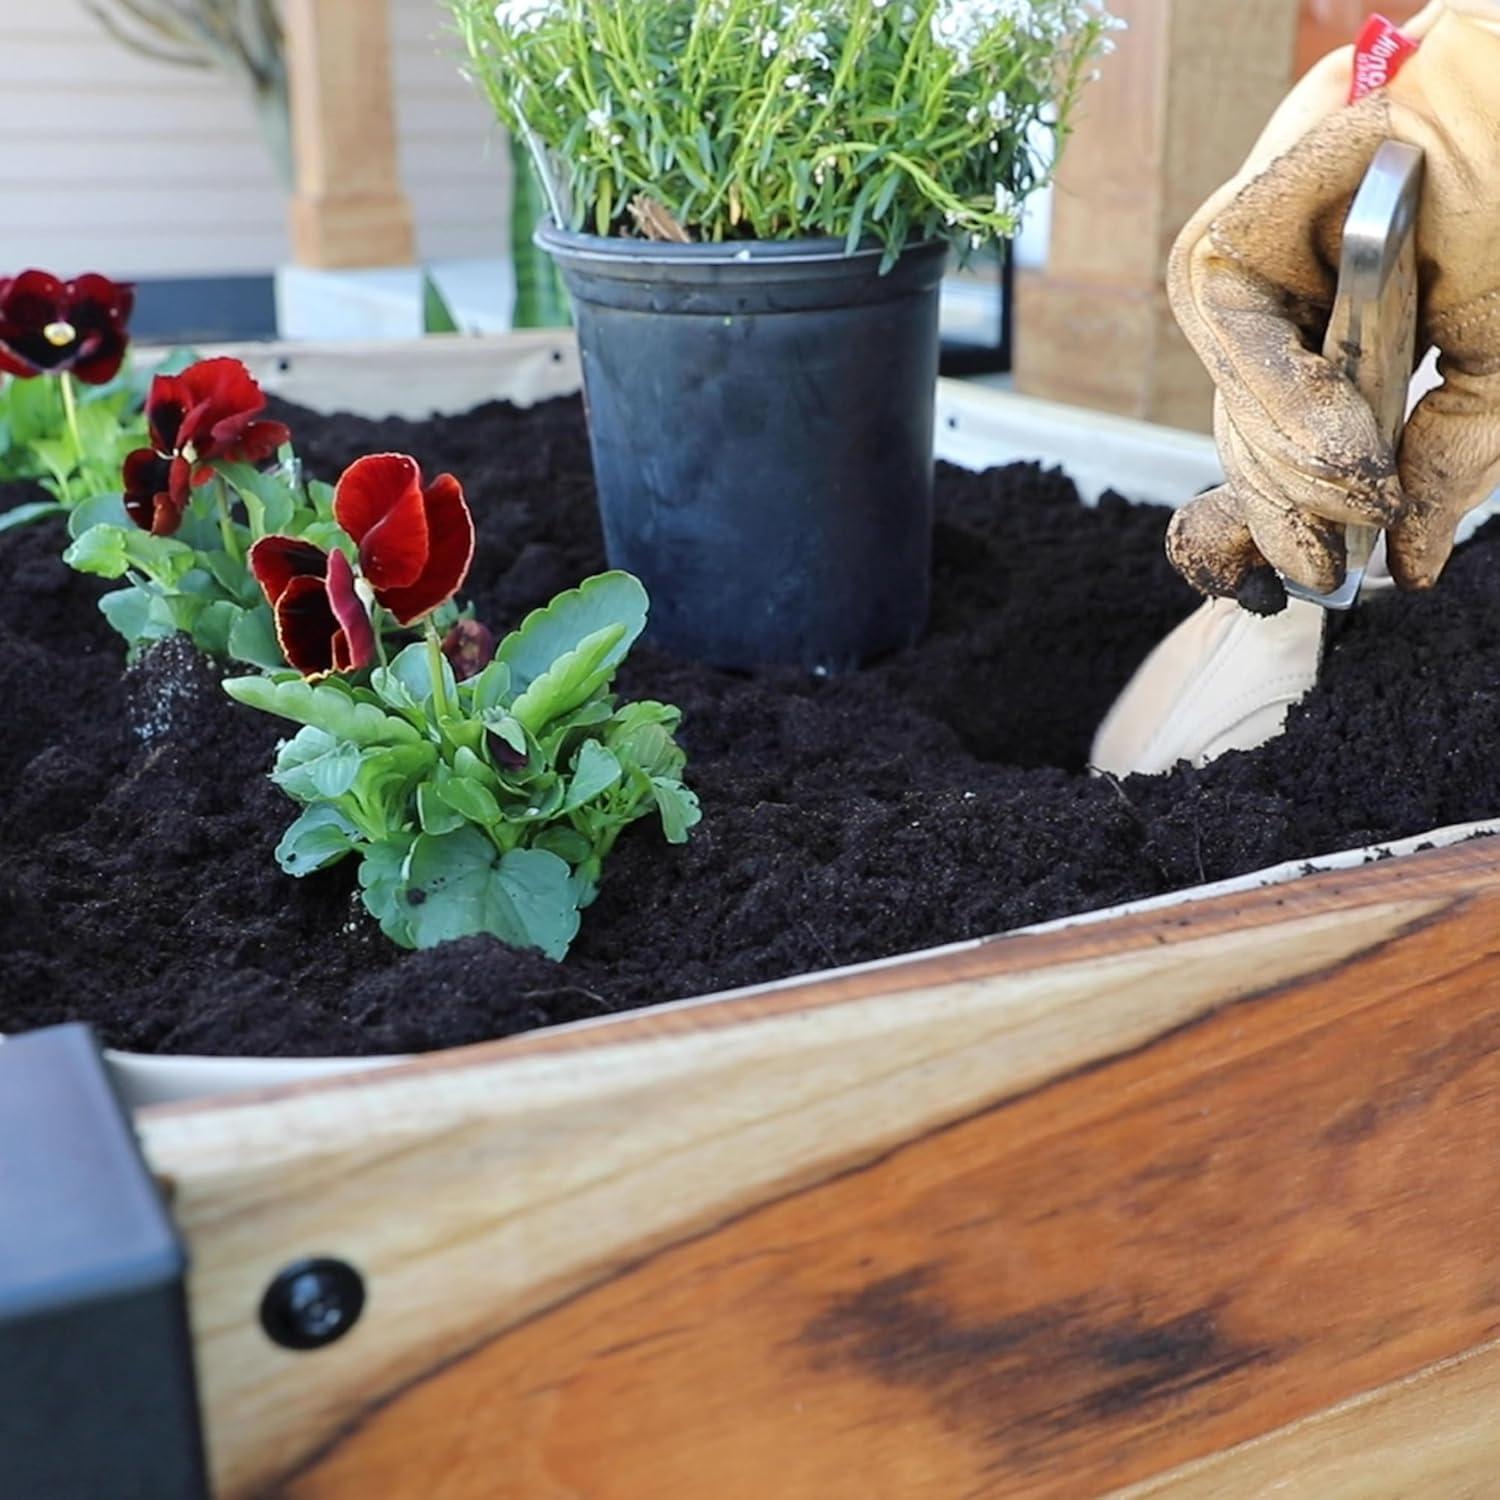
[537,226,948,672]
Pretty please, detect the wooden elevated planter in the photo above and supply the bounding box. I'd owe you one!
[111,336,1500,1494]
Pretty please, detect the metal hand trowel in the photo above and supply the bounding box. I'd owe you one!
[1284,139,1424,609]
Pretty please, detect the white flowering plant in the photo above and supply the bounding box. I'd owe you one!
[451,0,1121,261]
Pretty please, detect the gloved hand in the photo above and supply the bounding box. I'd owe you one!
[1167,0,1500,604]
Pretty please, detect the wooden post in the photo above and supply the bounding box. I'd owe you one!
[284,0,416,268]
[1015,0,1298,432]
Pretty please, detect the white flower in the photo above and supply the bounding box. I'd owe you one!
[586,106,610,131]
[492,0,559,36]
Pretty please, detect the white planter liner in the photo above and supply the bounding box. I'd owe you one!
[11,333,1483,1107]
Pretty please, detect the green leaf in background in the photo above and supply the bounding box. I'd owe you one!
[98,586,175,651]
[509,134,573,330]
[272,727,364,802]
[422,271,461,334]
[0,500,66,534]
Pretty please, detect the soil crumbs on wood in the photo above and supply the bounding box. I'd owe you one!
[4,394,1498,1057]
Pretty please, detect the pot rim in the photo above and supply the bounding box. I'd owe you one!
[534,219,946,271]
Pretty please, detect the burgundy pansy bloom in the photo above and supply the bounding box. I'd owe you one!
[333,453,475,625]
[123,357,290,535]
[441,618,496,681]
[248,537,375,679]
[0,269,134,385]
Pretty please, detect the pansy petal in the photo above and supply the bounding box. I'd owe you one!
[167,455,195,511]
[334,453,428,589]
[0,347,42,379]
[249,534,328,607]
[145,374,188,453]
[226,418,290,466]
[324,548,376,673]
[272,574,339,677]
[375,473,475,625]
[122,449,175,533]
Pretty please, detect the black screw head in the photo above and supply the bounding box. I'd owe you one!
[259,1257,366,1351]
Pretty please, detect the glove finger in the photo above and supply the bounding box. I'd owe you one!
[1239,486,1346,595]
[1170,102,1406,529]
[1217,382,1403,530]
[1390,357,1500,589]
[1165,484,1268,599]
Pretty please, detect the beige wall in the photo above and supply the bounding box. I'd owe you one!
[0,0,509,278]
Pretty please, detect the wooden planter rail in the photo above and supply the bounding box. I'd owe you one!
[140,835,1500,1498]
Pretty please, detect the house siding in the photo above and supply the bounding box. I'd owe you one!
[1,0,508,278]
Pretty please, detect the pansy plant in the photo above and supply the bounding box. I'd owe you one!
[0,269,150,526]
[60,356,341,667]
[225,570,701,960]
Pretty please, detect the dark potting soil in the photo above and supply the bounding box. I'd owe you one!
[3,393,1499,1057]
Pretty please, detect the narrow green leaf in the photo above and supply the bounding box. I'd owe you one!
[0,500,66,533]
[510,622,627,734]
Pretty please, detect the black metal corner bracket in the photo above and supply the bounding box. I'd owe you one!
[0,1024,209,1499]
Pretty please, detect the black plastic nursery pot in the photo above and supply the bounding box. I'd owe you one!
[536,224,948,672]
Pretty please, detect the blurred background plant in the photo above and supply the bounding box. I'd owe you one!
[80,0,291,188]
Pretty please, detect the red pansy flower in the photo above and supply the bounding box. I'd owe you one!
[123,357,290,535]
[248,537,375,679]
[0,269,134,385]
[441,618,496,681]
[333,453,474,625]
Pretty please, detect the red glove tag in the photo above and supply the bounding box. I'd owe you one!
[1349,15,1420,102]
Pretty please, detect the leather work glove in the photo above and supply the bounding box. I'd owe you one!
[1167,0,1500,603]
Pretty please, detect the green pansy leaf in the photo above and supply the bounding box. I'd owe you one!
[510,622,626,735]
[215,460,297,535]
[98,586,174,649]
[272,727,363,801]
[563,739,622,812]
[223,675,421,745]
[466,657,512,714]
[275,805,362,876]
[191,599,241,657]
[651,777,702,843]
[63,523,130,578]
[65,491,127,539]
[435,772,502,827]
[401,828,580,958]
[496,570,648,696]
[418,781,466,835]
[227,603,285,669]
[532,825,592,865]
[357,834,417,946]
[386,640,457,709]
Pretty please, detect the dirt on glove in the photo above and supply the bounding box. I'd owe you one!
[2,393,1498,1057]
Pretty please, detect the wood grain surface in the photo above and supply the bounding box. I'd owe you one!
[138,838,1500,1498]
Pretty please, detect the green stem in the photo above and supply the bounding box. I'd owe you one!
[214,480,242,563]
[425,622,454,723]
[58,373,83,503]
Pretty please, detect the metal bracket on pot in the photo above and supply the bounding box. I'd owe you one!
[0,1024,210,1499]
